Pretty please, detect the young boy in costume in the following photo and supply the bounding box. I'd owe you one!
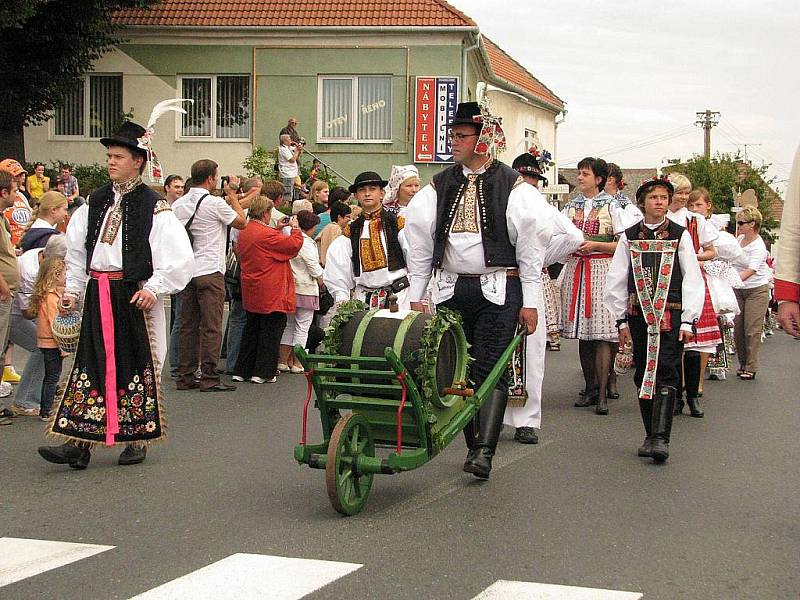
[604,178,704,463]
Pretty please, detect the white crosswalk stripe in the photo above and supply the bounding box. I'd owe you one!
[0,537,115,588]
[127,553,363,600]
[473,580,643,600]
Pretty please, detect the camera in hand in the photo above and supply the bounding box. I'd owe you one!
[221,175,230,187]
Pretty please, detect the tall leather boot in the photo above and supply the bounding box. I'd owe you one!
[462,418,477,466]
[650,386,675,463]
[683,351,704,418]
[637,398,653,457]
[463,388,508,480]
[38,442,91,470]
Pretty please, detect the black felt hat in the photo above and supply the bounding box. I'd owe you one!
[446,102,483,128]
[635,176,674,203]
[100,121,148,158]
[348,171,389,193]
[512,152,548,185]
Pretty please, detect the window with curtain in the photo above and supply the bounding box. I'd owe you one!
[318,75,392,142]
[180,75,250,140]
[54,75,121,138]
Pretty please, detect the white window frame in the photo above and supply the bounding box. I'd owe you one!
[51,73,122,140]
[176,74,251,142]
[316,75,392,144]
[524,128,540,151]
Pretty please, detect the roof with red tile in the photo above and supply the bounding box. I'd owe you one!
[482,37,564,111]
[114,0,477,28]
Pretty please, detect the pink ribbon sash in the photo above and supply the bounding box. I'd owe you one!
[96,273,119,446]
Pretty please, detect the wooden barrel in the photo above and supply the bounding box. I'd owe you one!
[335,308,468,408]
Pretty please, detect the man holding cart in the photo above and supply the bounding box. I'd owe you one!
[404,101,552,480]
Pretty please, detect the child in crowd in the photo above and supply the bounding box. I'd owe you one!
[26,256,67,420]
[19,190,69,251]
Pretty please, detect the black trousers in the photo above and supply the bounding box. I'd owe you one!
[630,309,683,393]
[439,275,522,392]
[233,311,287,379]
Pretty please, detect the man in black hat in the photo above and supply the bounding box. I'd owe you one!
[37,120,195,469]
[404,102,553,479]
[323,171,410,309]
[604,177,704,462]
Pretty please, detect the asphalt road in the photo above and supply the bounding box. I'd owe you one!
[2,330,798,599]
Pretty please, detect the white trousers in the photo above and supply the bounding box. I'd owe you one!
[280,307,315,347]
[503,292,547,429]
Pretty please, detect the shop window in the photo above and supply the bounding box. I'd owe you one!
[318,76,392,143]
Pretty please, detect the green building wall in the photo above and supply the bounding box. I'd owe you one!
[120,42,473,184]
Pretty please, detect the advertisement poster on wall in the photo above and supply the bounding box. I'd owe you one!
[414,76,459,163]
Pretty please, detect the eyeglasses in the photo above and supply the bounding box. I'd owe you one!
[736,220,754,226]
[448,132,479,142]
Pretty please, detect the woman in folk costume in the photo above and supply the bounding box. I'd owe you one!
[665,173,721,417]
[686,188,744,382]
[775,144,800,338]
[383,165,421,217]
[561,157,641,416]
[38,100,195,470]
[503,149,583,444]
[605,177,704,463]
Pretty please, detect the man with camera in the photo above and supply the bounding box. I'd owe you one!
[278,133,303,206]
[172,160,246,392]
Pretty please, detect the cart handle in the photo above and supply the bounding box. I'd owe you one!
[396,370,408,454]
[300,368,315,445]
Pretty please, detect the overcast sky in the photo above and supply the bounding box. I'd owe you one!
[449,0,798,190]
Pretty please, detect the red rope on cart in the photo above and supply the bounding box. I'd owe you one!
[301,369,315,445]
[396,370,408,454]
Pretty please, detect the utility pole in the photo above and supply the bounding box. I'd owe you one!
[695,109,720,159]
[742,143,762,164]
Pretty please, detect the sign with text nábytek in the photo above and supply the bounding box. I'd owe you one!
[414,76,458,163]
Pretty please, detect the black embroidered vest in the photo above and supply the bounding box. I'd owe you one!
[85,182,158,283]
[431,161,520,269]
[625,219,685,305]
[348,208,406,277]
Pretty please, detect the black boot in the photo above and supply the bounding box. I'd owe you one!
[514,427,539,444]
[650,387,675,463]
[463,388,508,480]
[574,388,598,407]
[119,444,147,465]
[683,352,704,417]
[38,442,91,470]
[462,419,477,466]
[637,398,653,457]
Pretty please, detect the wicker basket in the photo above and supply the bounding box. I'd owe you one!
[51,311,82,354]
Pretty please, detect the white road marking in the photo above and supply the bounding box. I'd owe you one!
[473,580,643,599]
[128,553,362,599]
[0,537,115,587]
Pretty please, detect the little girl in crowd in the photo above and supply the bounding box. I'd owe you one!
[26,256,67,420]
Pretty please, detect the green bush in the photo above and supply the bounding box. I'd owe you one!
[243,145,340,190]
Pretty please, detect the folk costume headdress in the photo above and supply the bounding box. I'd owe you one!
[512,146,554,186]
[100,99,192,184]
[446,100,507,158]
[635,176,674,204]
[384,164,419,208]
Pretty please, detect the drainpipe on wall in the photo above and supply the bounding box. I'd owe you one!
[462,33,482,101]
[553,109,567,203]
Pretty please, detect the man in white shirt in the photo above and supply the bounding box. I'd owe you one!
[172,159,246,392]
[278,133,302,205]
[405,102,552,480]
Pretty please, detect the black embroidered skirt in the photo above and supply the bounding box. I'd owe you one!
[50,276,164,446]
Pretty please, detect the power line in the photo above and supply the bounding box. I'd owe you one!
[560,124,695,165]
[695,109,720,159]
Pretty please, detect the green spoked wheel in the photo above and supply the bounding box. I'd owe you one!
[325,413,375,515]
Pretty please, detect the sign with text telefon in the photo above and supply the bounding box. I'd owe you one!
[414,76,459,163]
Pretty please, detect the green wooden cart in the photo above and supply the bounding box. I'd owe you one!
[294,301,522,515]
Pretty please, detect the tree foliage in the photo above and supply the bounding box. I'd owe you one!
[0,0,158,159]
[665,152,779,233]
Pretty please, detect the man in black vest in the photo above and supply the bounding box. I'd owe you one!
[604,177,704,463]
[38,120,194,469]
[405,102,553,479]
[323,171,410,309]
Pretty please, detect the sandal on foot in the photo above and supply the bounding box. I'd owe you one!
[739,371,756,380]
